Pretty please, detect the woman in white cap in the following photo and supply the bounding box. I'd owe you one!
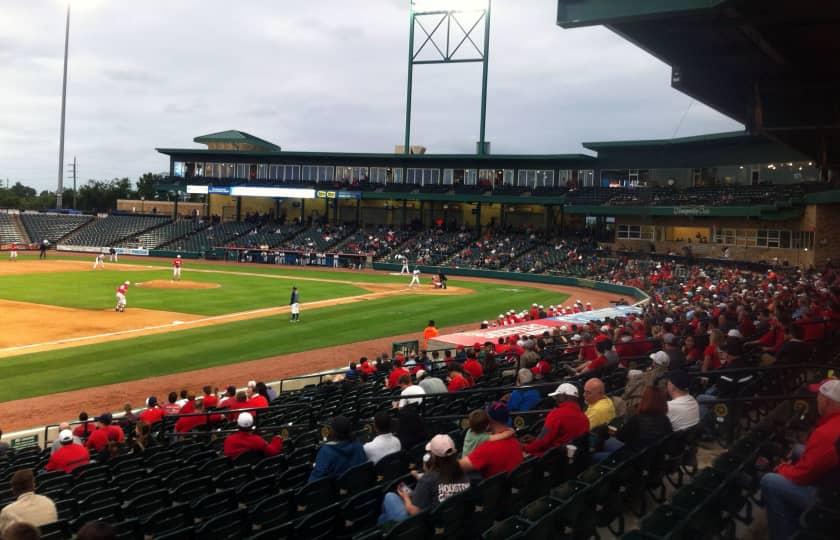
[378,434,469,525]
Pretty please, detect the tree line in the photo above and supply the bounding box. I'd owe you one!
[0,173,164,213]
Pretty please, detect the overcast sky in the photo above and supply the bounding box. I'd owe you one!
[0,0,742,191]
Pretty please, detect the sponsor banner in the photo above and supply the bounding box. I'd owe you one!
[433,320,563,347]
[187,185,209,194]
[672,206,710,216]
[57,245,103,253]
[208,186,231,195]
[115,247,149,256]
[548,305,642,325]
[316,190,361,200]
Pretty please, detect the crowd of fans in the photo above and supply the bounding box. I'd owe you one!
[1,252,839,538]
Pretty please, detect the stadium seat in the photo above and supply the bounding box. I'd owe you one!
[121,477,164,498]
[253,454,288,477]
[294,477,337,515]
[123,489,170,520]
[141,504,193,538]
[427,490,470,537]
[72,503,123,531]
[481,516,529,540]
[337,461,376,496]
[374,452,405,483]
[507,458,539,513]
[111,457,144,476]
[197,455,232,477]
[277,463,311,491]
[54,498,78,522]
[470,472,508,537]
[337,485,383,538]
[245,521,294,540]
[293,502,340,540]
[39,519,71,540]
[236,476,276,506]
[190,489,238,521]
[196,507,250,540]
[382,512,431,539]
[170,475,212,504]
[535,446,567,494]
[72,463,109,483]
[69,478,107,500]
[161,465,199,490]
[78,487,122,511]
[639,504,689,539]
[248,491,294,530]
[214,465,254,490]
[109,518,143,540]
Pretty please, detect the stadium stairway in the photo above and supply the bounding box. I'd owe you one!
[0,213,28,244]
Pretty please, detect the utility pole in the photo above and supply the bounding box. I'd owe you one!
[67,157,77,209]
[56,4,71,209]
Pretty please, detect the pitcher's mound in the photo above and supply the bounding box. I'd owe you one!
[136,280,220,290]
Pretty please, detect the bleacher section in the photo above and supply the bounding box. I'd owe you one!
[118,219,209,250]
[332,228,418,258]
[446,232,540,270]
[376,229,474,265]
[231,224,306,249]
[0,213,26,244]
[19,214,93,244]
[61,215,171,248]
[161,222,253,253]
[280,225,356,252]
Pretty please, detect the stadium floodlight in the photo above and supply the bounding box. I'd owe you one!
[411,0,489,13]
[404,0,492,155]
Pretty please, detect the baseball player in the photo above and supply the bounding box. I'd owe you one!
[115,281,130,312]
[289,286,300,322]
[9,243,17,261]
[93,252,105,270]
[172,254,183,281]
[109,247,118,262]
[409,268,421,288]
[398,254,410,275]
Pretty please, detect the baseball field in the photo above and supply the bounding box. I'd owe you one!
[0,254,628,429]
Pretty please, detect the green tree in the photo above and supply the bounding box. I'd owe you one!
[136,172,163,200]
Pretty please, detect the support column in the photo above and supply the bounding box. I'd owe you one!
[475,202,482,235]
[420,200,426,227]
[300,199,306,225]
[402,200,408,228]
[235,197,241,221]
[355,199,361,227]
[500,203,506,228]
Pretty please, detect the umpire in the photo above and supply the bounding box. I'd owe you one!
[437,271,448,289]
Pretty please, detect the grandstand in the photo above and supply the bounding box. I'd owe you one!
[19,214,93,244]
[0,213,27,244]
[61,215,171,248]
[117,219,208,250]
[160,221,254,253]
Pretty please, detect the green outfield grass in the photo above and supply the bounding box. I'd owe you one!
[0,268,364,315]
[0,257,568,402]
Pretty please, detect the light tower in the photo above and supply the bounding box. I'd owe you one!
[404,0,492,155]
[57,4,71,209]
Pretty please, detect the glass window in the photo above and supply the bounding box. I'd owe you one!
[257,164,269,180]
[173,162,186,178]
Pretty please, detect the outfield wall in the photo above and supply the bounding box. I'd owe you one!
[373,262,650,304]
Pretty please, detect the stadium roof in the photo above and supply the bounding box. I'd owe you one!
[193,130,281,151]
[557,0,840,168]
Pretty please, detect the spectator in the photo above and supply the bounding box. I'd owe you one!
[363,411,401,465]
[387,361,410,389]
[422,320,439,350]
[463,354,484,380]
[138,396,164,425]
[662,334,685,371]
[223,412,283,460]
[218,386,237,408]
[85,413,124,452]
[0,469,57,533]
[72,412,94,440]
[2,522,40,540]
[119,404,137,429]
[583,378,615,429]
[397,376,426,409]
[622,350,669,416]
[378,434,469,524]
[507,369,541,412]
[358,357,376,377]
[246,382,270,410]
[163,392,181,415]
[664,370,700,431]
[76,520,116,540]
[459,402,521,478]
[175,389,189,408]
[416,370,447,394]
[129,421,156,454]
[702,329,723,372]
[309,415,367,482]
[595,386,672,461]
[45,429,90,474]
[174,400,209,433]
[760,379,840,540]
[50,422,81,454]
[0,429,7,457]
[201,386,218,409]
[396,401,428,451]
[446,365,471,392]
[522,383,589,457]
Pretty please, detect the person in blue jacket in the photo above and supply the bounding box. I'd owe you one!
[508,369,542,412]
[309,415,367,482]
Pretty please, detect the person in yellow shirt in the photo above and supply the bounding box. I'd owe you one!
[583,378,615,429]
[422,320,439,350]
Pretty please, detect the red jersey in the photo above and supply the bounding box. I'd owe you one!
[447,373,471,392]
[463,359,484,380]
[173,258,182,268]
[139,407,165,425]
[117,284,128,295]
[46,444,90,473]
[387,367,410,389]
[246,395,269,410]
[523,401,590,457]
[202,394,218,409]
[175,414,208,433]
[223,431,283,459]
[467,437,523,478]
[85,425,125,452]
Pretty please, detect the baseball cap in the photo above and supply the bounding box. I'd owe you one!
[146,396,157,407]
[727,329,743,339]
[237,412,254,429]
[548,383,579,398]
[664,317,674,324]
[96,412,113,424]
[485,402,510,425]
[665,370,691,391]
[425,434,457,458]
[58,430,73,443]
[808,379,840,402]
[650,350,670,367]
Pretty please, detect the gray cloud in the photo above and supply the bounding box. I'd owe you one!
[0,0,741,191]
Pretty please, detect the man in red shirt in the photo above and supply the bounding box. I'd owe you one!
[463,355,484,380]
[115,281,129,312]
[47,430,90,473]
[172,254,183,281]
[85,413,125,452]
[201,386,218,409]
[223,412,283,459]
[446,366,471,392]
[387,361,410,389]
[760,379,840,540]
[174,400,216,433]
[138,396,164,425]
[460,402,522,478]
[522,383,589,457]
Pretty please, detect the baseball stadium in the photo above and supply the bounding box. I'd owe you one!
[0,1,839,540]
